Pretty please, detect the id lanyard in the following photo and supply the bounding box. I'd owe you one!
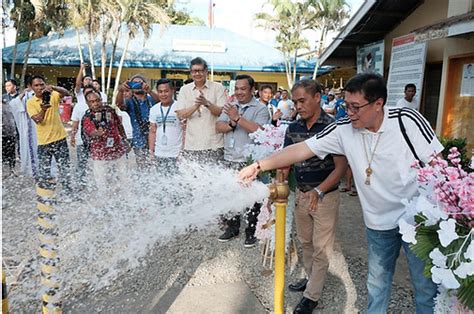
[159,102,173,145]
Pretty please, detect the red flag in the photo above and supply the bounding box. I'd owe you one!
[208,1,215,28]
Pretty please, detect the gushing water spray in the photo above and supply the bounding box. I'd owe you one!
[5,161,269,310]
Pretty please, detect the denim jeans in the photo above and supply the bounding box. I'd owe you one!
[365,227,437,314]
[76,144,89,188]
[37,138,72,191]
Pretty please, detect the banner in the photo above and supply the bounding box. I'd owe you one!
[386,34,427,106]
[356,40,384,75]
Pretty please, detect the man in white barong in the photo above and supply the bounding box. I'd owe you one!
[9,77,38,178]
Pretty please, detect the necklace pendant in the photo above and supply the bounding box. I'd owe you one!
[365,175,371,185]
[365,167,373,185]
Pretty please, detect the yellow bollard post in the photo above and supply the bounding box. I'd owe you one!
[2,269,8,314]
[36,180,62,314]
[268,169,290,314]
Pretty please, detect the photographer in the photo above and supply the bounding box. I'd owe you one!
[82,90,129,194]
[116,74,159,170]
[27,75,72,192]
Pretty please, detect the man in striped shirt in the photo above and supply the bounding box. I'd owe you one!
[283,80,348,313]
[239,74,442,313]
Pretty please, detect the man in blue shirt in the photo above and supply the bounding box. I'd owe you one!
[117,74,159,170]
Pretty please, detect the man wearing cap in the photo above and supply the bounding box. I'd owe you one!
[116,74,159,169]
[322,91,337,118]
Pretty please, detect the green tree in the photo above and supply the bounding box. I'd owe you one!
[67,0,103,80]
[112,0,170,105]
[309,0,349,79]
[256,0,317,88]
[167,7,205,25]
[10,0,70,86]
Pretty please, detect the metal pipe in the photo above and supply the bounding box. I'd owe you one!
[36,181,62,314]
[268,169,290,314]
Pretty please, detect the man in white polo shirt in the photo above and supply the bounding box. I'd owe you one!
[396,83,419,110]
[239,74,442,313]
[175,57,226,162]
[148,79,183,172]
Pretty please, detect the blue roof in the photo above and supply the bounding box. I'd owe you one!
[2,24,333,74]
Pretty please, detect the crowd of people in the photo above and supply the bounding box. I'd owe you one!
[2,55,434,313]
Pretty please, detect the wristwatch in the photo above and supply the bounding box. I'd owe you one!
[314,187,325,201]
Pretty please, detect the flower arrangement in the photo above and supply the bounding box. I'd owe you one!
[398,147,473,312]
[243,123,288,162]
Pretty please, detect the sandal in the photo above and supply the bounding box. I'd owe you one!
[339,186,349,192]
[348,190,358,196]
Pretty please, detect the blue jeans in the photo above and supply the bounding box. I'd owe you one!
[365,227,437,314]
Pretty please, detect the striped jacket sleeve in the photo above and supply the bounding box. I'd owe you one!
[389,108,444,163]
[304,117,349,159]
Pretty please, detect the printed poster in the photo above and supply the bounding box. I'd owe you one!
[386,34,427,106]
[461,63,474,97]
[357,40,384,75]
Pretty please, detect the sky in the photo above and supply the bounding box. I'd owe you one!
[175,0,365,50]
[2,0,364,50]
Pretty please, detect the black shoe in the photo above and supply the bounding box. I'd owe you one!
[218,228,239,242]
[244,235,257,248]
[293,297,318,314]
[289,278,308,292]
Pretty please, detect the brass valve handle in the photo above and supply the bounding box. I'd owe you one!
[268,169,290,204]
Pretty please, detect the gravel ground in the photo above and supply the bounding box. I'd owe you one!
[3,168,416,314]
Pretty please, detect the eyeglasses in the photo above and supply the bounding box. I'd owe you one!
[190,69,206,75]
[342,99,378,113]
[87,98,102,104]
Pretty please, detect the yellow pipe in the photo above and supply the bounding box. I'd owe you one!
[268,169,290,314]
[273,201,287,314]
[36,182,62,314]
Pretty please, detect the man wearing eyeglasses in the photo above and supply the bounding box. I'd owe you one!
[239,73,442,313]
[175,57,226,162]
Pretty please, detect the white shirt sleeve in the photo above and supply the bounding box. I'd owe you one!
[149,105,158,124]
[304,122,345,159]
[401,108,443,163]
[71,104,81,122]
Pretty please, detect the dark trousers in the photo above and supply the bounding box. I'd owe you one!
[226,203,262,237]
[2,135,16,169]
[37,138,72,191]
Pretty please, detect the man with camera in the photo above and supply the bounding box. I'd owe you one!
[116,74,159,170]
[82,90,129,195]
[27,75,72,192]
[71,63,108,189]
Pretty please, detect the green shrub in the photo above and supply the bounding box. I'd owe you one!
[439,137,471,170]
